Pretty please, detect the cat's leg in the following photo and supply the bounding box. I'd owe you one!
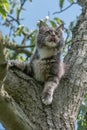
[8,60,33,75]
[41,77,59,105]
[42,62,65,105]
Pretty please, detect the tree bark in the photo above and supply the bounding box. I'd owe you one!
[0,0,87,130]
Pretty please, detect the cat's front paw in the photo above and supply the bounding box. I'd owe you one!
[41,92,53,105]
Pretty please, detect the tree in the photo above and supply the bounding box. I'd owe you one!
[0,0,87,130]
[0,0,9,19]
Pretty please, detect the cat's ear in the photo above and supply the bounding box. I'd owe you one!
[56,24,64,31]
[39,21,45,30]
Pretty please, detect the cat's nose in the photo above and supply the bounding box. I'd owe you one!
[50,32,56,42]
[51,32,55,37]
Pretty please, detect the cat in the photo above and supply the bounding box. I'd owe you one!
[8,21,65,105]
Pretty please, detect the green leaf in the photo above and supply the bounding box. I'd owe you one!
[14,25,24,36]
[50,20,57,28]
[1,0,9,3]
[54,17,64,24]
[69,0,74,4]
[3,2,10,12]
[29,0,32,2]
[0,5,7,19]
[59,0,64,9]
[16,8,19,17]
[0,0,10,19]
[69,21,74,31]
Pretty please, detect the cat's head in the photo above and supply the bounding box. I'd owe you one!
[37,21,64,49]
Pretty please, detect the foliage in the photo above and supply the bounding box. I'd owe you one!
[59,0,65,9]
[0,0,10,19]
[59,0,75,10]
[77,94,87,130]
[0,0,87,130]
[0,0,76,60]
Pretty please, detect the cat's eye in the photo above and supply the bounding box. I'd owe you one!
[45,30,51,35]
[55,31,61,37]
[55,31,58,35]
[55,30,61,37]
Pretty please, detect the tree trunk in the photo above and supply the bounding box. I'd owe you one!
[0,0,87,130]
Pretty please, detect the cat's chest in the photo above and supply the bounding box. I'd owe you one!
[32,59,48,82]
[38,48,58,59]
[32,58,57,82]
[32,57,59,82]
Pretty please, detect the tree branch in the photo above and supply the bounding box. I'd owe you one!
[0,88,33,130]
[53,2,77,15]
[7,15,20,25]
[0,32,7,84]
[0,33,33,130]
[0,1,87,130]
[3,40,32,57]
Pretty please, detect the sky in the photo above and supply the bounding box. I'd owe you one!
[0,0,82,36]
[0,123,5,130]
[21,0,81,29]
[0,0,81,130]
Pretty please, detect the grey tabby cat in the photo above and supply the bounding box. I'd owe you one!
[8,21,65,105]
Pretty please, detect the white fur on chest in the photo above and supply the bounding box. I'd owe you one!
[38,47,58,59]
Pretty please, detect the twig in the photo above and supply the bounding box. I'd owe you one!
[3,40,32,57]
[53,2,77,15]
[4,40,34,48]
[7,15,20,25]
[16,45,35,48]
